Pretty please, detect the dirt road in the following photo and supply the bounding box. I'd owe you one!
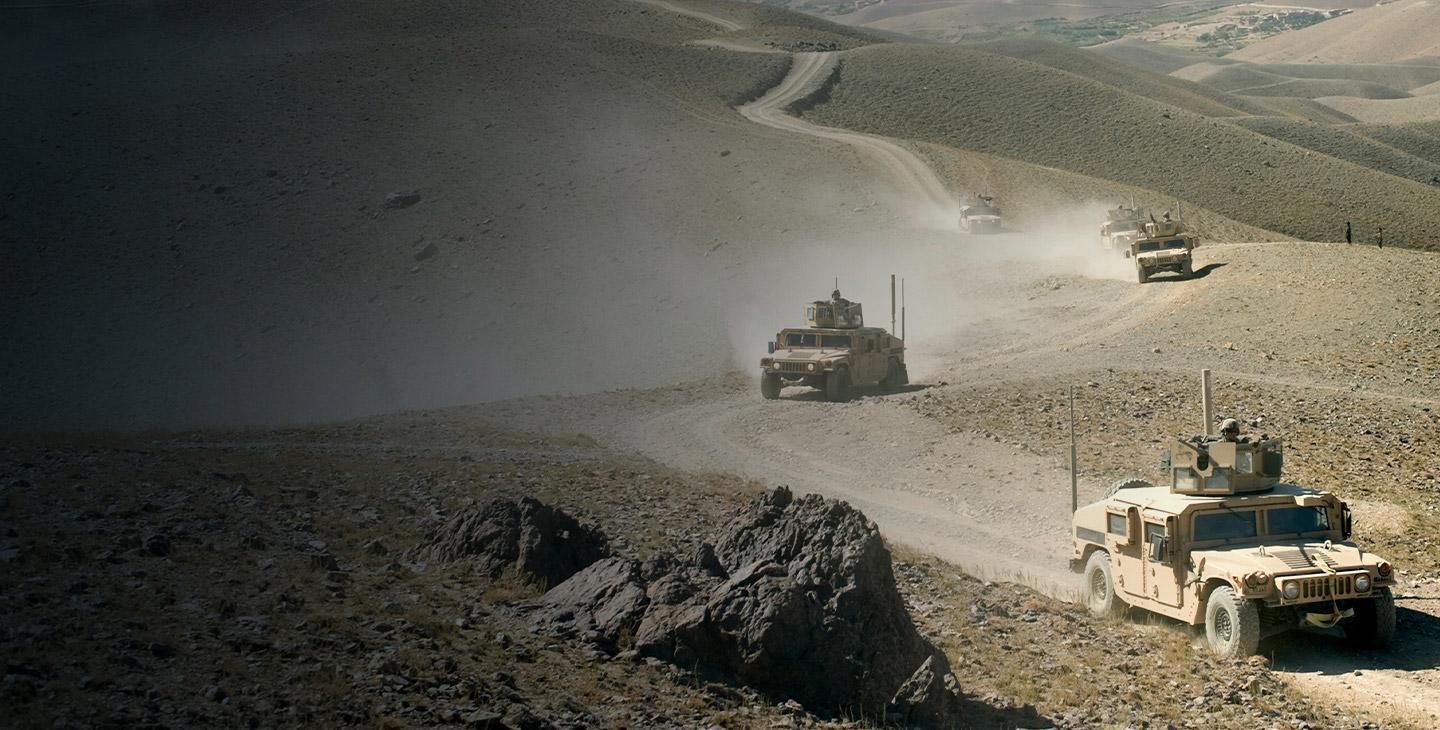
[738,52,959,218]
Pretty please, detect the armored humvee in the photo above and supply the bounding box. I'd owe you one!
[1125,215,1198,283]
[959,194,1002,234]
[759,290,907,402]
[1072,428,1397,659]
[1100,205,1148,252]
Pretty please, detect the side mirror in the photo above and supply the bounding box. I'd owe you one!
[768,342,775,354]
[1149,537,1168,563]
[1341,502,1353,540]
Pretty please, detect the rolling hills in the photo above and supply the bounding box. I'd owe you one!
[1231,0,1440,64]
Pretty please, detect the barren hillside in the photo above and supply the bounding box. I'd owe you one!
[1232,0,1440,64]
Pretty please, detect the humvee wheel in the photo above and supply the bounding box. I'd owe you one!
[1204,586,1260,659]
[898,363,909,386]
[880,359,902,389]
[1181,260,1194,277]
[760,373,782,400]
[1136,267,1150,284]
[1104,477,1154,499]
[1083,551,1127,619]
[824,366,851,403]
[1343,587,1396,650]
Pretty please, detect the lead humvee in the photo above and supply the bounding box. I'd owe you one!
[1072,422,1397,659]
[1100,205,1148,252]
[1126,215,1198,283]
[759,290,907,402]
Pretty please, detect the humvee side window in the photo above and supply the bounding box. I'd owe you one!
[1107,513,1127,535]
[1145,522,1165,543]
[1194,511,1258,541]
[865,338,875,353]
[786,333,818,347]
[820,335,851,348]
[1267,507,1329,535]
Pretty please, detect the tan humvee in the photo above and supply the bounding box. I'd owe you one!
[1125,216,1198,283]
[759,290,907,402]
[1100,205,1148,252]
[959,194,1002,234]
[1072,434,1398,659]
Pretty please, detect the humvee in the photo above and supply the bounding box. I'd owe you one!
[1125,216,1198,283]
[1100,205,1148,252]
[959,194,1002,234]
[1072,430,1397,659]
[759,290,907,402]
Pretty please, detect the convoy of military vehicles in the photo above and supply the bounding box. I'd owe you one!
[757,203,1394,662]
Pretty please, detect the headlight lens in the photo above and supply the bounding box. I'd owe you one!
[1355,574,1372,592]
[1377,561,1392,577]
[1282,582,1300,600]
[807,363,815,371]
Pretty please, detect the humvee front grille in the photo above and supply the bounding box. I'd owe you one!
[776,361,810,373]
[1290,573,1357,601]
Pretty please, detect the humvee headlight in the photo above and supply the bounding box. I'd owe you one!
[1377,561,1392,578]
[1282,582,1301,600]
[1354,574,1372,592]
[1244,571,1270,589]
[807,363,816,371]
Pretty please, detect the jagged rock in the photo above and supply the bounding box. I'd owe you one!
[384,191,421,209]
[529,558,648,647]
[410,497,607,588]
[538,486,966,726]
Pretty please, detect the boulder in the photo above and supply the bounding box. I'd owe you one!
[535,486,966,726]
[409,497,607,588]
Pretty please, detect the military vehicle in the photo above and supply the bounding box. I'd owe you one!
[1070,374,1397,659]
[1100,205,1148,252]
[759,289,907,402]
[1125,214,1198,283]
[959,194,1002,234]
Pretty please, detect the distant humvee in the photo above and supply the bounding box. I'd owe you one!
[759,290,907,402]
[1126,215,1197,283]
[1100,205,1148,252]
[959,194,1002,234]
[1071,383,1397,658]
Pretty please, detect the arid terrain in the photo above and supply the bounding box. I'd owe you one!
[5,0,1440,727]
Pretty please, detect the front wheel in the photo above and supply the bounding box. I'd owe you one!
[760,373,782,400]
[824,366,851,403]
[1136,267,1150,284]
[1082,551,1127,619]
[1205,586,1260,659]
[1344,587,1396,650]
[1181,260,1194,277]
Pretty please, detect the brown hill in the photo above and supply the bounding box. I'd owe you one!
[1231,0,1440,64]
[799,43,1440,245]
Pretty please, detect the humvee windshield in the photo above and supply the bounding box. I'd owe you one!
[1135,239,1187,252]
[968,207,999,216]
[785,333,852,348]
[1193,506,1331,542]
[1268,506,1329,535]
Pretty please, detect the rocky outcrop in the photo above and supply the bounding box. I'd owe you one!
[410,497,607,588]
[531,487,967,726]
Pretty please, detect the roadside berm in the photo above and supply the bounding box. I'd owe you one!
[529,487,967,726]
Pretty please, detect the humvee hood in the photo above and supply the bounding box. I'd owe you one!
[772,349,848,361]
[1195,540,1378,577]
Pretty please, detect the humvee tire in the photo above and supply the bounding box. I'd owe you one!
[1104,477,1154,499]
[1181,260,1194,277]
[1204,586,1260,659]
[880,359,903,389]
[898,363,909,386]
[1343,587,1396,650]
[1083,551,1127,619]
[1137,268,1150,284]
[761,373,782,400]
[825,366,851,402]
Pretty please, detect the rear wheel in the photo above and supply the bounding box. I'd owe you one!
[824,366,851,403]
[1344,587,1396,650]
[1082,551,1127,619]
[760,373,782,400]
[1205,586,1260,659]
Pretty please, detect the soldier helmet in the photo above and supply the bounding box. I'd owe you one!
[1219,418,1240,435]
